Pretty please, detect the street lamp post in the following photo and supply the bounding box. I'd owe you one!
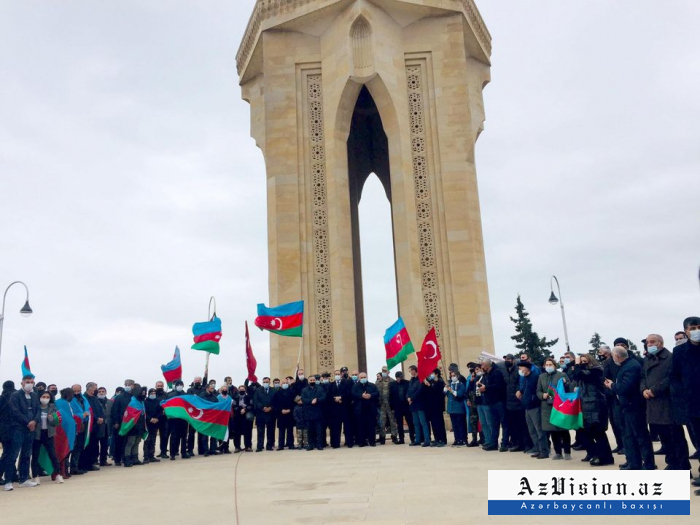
[0,281,33,366]
[548,275,570,353]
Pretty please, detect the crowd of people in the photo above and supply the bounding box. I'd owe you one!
[1,316,699,496]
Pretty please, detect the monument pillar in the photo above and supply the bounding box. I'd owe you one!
[238,0,495,378]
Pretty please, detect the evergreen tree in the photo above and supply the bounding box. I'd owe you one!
[589,332,605,352]
[510,295,559,366]
[629,341,641,357]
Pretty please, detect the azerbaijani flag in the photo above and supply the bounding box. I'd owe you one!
[192,316,223,354]
[549,378,583,430]
[254,300,303,337]
[37,410,62,474]
[383,317,415,369]
[54,399,76,461]
[161,395,232,441]
[118,396,146,437]
[21,345,34,379]
[161,346,182,388]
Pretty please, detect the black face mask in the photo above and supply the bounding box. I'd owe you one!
[309,382,316,387]
[49,390,58,396]
[238,390,246,395]
[194,382,202,388]
[156,388,164,393]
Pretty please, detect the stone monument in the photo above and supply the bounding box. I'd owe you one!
[237,0,495,377]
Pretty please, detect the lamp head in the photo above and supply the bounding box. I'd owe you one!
[548,291,559,305]
[20,300,33,317]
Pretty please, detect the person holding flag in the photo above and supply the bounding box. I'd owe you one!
[166,380,190,461]
[30,391,62,484]
[120,384,147,467]
[69,384,91,476]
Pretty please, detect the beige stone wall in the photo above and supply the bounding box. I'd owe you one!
[239,0,494,378]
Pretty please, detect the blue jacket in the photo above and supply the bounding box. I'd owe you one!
[445,381,466,414]
[519,363,540,391]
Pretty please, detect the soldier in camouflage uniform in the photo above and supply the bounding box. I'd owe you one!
[376,366,398,444]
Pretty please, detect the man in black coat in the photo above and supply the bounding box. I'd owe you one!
[326,370,347,449]
[253,377,277,452]
[186,375,206,455]
[503,354,526,452]
[479,359,507,451]
[301,375,327,450]
[407,365,430,446]
[4,376,40,489]
[110,379,134,466]
[0,380,16,484]
[606,346,655,470]
[233,385,254,452]
[599,345,624,453]
[351,373,379,447]
[81,381,104,471]
[154,381,169,459]
[673,316,700,494]
[166,380,190,460]
[198,383,220,456]
[274,377,296,450]
[389,371,413,444]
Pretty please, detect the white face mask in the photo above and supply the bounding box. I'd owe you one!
[334,375,341,381]
[40,398,50,406]
[176,386,184,392]
[298,375,305,381]
[23,383,34,393]
[675,338,687,347]
[689,330,700,343]
[545,366,556,374]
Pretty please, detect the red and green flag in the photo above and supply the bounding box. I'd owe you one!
[192,316,223,354]
[549,378,583,430]
[21,345,34,379]
[254,300,303,337]
[161,346,182,388]
[383,317,415,369]
[118,396,147,437]
[161,394,232,441]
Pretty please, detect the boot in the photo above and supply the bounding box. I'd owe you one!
[467,433,479,447]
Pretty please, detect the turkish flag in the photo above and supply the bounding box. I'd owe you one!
[245,321,258,382]
[417,327,441,381]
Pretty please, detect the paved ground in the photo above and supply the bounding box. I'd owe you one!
[2,436,698,524]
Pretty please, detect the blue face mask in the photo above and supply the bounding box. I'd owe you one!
[360,378,368,384]
[281,384,289,390]
[352,375,358,381]
[563,358,571,365]
[647,346,659,355]
[518,370,525,377]
[429,374,435,381]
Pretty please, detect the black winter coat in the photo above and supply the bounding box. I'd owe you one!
[504,365,522,411]
[481,367,506,406]
[8,390,40,434]
[406,377,425,412]
[301,384,327,420]
[253,387,277,422]
[351,382,379,416]
[0,387,16,441]
[424,379,445,415]
[111,392,132,429]
[572,364,608,430]
[641,348,674,425]
[611,357,645,413]
[389,379,409,411]
[672,340,700,418]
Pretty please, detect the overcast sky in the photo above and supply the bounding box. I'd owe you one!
[1,1,698,391]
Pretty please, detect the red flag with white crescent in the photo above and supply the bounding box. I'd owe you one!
[417,327,441,381]
[245,321,258,382]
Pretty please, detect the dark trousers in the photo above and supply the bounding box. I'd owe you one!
[256,418,275,450]
[112,428,126,464]
[70,431,85,472]
[328,417,342,448]
[98,434,109,465]
[449,413,467,443]
[233,418,253,450]
[356,411,376,446]
[4,430,33,483]
[656,424,690,470]
[0,437,15,482]
[169,420,188,457]
[621,408,655,469]
[343,408,355,447]
[157,417,168,455]
[80,430,99,469]
[31,431,59,478]
[187,425,196,454]
[307,418,325,450]
[548,430,571,455]
[278,415,295,448]
[583,427,613,462]
[429,410,447,444]
[394,408,414,443]
[610,401,624,449]
[504,409,526,448]
[145,422,159,459]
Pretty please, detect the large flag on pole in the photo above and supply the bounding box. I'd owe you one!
[417,327,441,381]
[254,301,304,337]
[549,378,583,430]
[191,316,222,354]
[161,395,232,440]
[383,317,415,369]
[245,321,258,382]
[161,346,182,388]
[21,345,34,378]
